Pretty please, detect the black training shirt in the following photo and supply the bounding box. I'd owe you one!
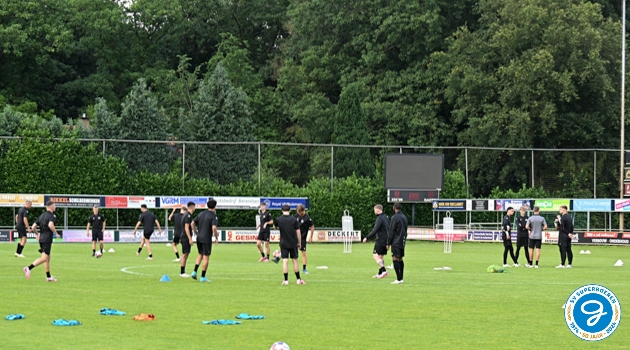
[16,207,29,229]
[172,212,184,235]
[516,214,528,234]
[275,214,300,249]
[294,213,313,238]
[260,211,273,234]
[194,210,218,244]
[182,212,193,242]
[558,214,574,238]
[138,211,156,234]
[36,211,57,243]
[388,211,408,249]
[365,213,389,245]
[502,215,512,241]
[89,213,106,233]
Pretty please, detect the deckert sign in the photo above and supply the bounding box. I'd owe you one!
[45,196,104,208]
[0,194,45,207]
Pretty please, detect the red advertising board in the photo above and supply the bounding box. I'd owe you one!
[623,233,630,239]
[106,196,128,208]
[584,232,618,238]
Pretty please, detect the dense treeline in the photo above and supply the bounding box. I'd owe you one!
[0,0,627,202]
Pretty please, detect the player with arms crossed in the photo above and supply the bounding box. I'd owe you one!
[554,205,574,269]
[255,202,273,262]
[86,206,106,257]
[388,203,408,285]
[179,202,196,278]
[14,200,33,258]
[525,206,547,268]
[362,204,390,279]
[275,204,305,285]
[168,206,186,262]
[502,207,517,267]
[133,204,163,260]
[295,204,314,274]
[23,201,60,282]
[514,207,530,267]
[191,198,218,282]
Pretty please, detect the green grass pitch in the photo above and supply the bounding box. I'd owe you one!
[0,241,628,349]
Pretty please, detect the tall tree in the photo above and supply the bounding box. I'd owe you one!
[113,79,174,174]
[437,0,620,196]
[181,63,256,184]
[332,83,374,178]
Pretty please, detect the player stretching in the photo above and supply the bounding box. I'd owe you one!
[168,206,186,262]
[514,207,530,267]
[555,205,574,268]
[526,206,547,268]
[502,207,517,267]
[191,198,218,283]
[23,201,60,282]
[133,204,162,260]
[275,204,305,285]
[256,202,273,262]
[362,204,390,278]
[295,204,314,274]
[14,200,33,258]
[179,202,196,278]
[388,203,408,285]
[86,206,106,256]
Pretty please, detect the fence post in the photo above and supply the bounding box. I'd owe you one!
[102,140,105,157]
[182,143,186,191]
[594,150,597,198]
[399,147,402,154]
[531,150,535,187]
[331,146,334,192]
[465,148,469,198]
[258,143,261,194]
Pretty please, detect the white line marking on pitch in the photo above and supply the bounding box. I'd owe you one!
[120,265,173,276]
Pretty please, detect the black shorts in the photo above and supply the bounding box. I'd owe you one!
[516,234,528,248]
[143,232,153,240]
[17,227,27,238]
[181,239,191,255]
[257,231,270,242]
[197,242,211,256]
[391,247,405,258]
[299,235,308,251]
[528,239,542,249]
[373,244,388,256]
[39,242,52,256]
[503,239,513,247]
[173,234,181,245]
[281,247,298,259]
[92,232,103,242]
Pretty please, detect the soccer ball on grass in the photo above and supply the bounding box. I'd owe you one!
[270,342,290,350]
[95,251,102,258]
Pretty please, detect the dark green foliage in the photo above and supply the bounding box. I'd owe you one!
[332,83,374,178]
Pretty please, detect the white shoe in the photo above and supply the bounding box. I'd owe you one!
[146,257,153,260]
[172,258,180,263]
[15,254,25,258]
[555,265,565,269]
[180,273,190,278]
[372,274,381,278]
[513,263,521,267]
[526,264,532,268]
[391,280,404,285]
[503,264,510,267]
[281,280,289,285]
[534,265,539,269]
[566,265,572,269]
